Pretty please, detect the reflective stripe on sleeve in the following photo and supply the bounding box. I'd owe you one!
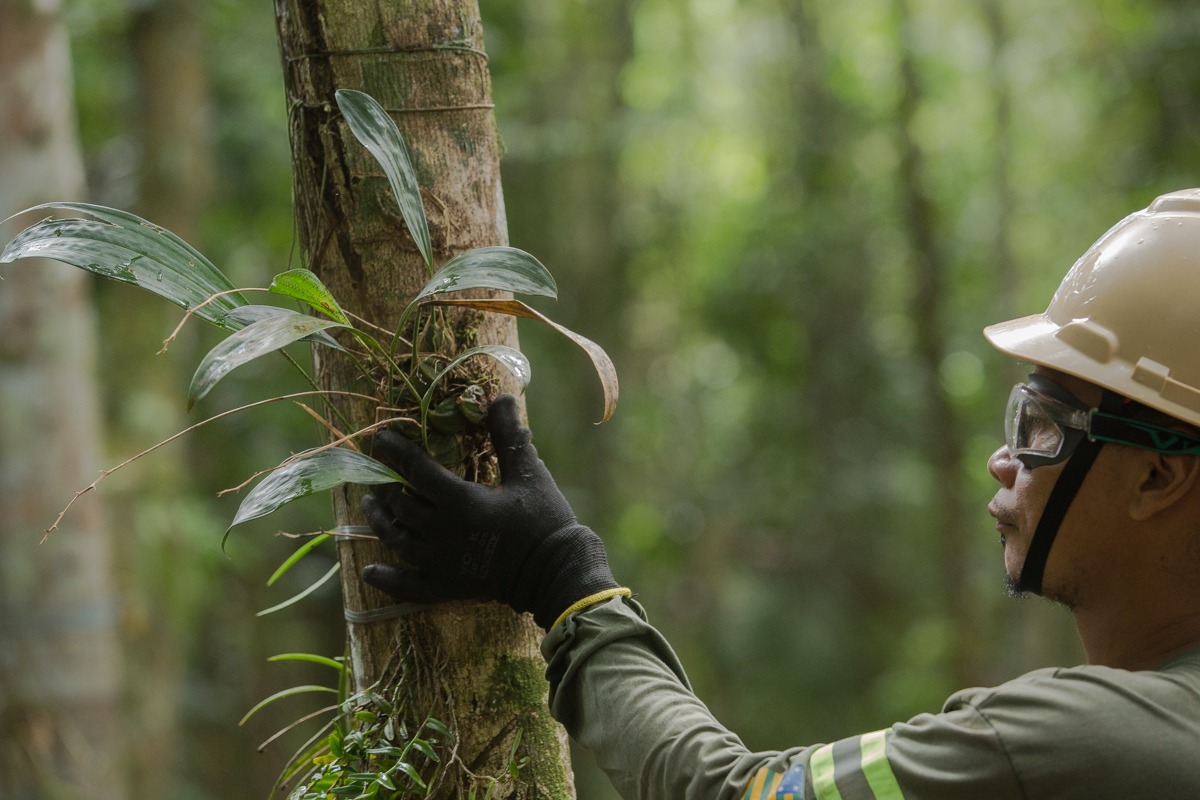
[810,730,905,800]
[860,729,904,800]
[810,744,844,800]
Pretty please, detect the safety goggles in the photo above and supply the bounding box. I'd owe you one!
[1005,381,1200,469]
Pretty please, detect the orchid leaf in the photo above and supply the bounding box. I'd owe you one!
[188,311,346,409]
[425,345,532,403]
[269,269,351,325]
[257,562,341,617]
[1,202,246,327]
[335,89,433,270]
[229,447,403,531]
[238,685,338,727]
[267,652,347,673]
[420,344,532,441]
[222,305,345,350]
[414,246,557,304]
[429,298,618,422]
[266,533,333,587]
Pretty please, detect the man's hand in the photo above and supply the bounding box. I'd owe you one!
[360,395,619,629]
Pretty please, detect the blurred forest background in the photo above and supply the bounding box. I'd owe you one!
[2,0,1200,797]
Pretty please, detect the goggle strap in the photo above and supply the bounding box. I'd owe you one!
[1089,412,1200,454]
[1018,389,1124,595]
[1018,436,1104,594]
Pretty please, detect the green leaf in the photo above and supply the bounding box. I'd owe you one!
[268,652,347,673]
[238,684,338,726]
[505,727,524,777]
[267,533,332,586]
[223,304,347,350]
[335,89,434,270]
[329,727,346,757]
[413,246,557,304]
[423,717,451,737]
[257,563,341,617]
[187,311,346,409]
[394,761,426,790]
[269,269,352,325]
[411,738,439,762]
[426,345,532,401]
[229,448,403,530]
[1,203,246,326]
[368,746,404,758]
[430,297,619,423]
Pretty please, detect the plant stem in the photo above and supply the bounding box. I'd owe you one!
[42,389,379,541]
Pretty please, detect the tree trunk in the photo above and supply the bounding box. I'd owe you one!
[108,1,217,795]
[893,0,976,687]
[273,1,575,796]
[0,1,126,797]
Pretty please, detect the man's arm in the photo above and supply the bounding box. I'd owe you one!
[358,397,1027,800]
[357,395,799,796]
[544,595,814,800]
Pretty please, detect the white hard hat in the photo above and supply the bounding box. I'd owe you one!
[985,188,1200,427]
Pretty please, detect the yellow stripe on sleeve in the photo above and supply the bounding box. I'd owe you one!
[742,768,768,800]
[740,768,788,800]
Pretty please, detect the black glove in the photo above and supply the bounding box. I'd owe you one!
[360,395,619,629]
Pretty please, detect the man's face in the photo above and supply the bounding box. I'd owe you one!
[987,369,1106,598]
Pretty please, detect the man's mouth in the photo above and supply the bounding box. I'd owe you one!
[988,502,1015,537]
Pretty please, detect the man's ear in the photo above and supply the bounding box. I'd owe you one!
[1130,452,1200,522]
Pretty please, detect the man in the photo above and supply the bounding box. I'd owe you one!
[360,188,1200,798]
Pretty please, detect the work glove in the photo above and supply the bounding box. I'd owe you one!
[360,395,620,630]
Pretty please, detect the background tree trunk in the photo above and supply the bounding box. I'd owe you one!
[108,0,217,795]
[0,0,126,797]
[893,0,976,688]
[274,0,575,796]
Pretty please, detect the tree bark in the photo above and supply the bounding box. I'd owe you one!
[893,0,976,687]
[108,1,217,795]
[273,1,574,796]
[0,1,126,797]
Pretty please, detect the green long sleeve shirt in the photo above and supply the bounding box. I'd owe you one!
[542,596,1200,799]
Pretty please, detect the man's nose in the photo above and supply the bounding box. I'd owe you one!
[987,444,1017,487]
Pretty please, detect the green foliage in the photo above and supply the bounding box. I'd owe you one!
[1,87,617,796]
[267,535,336,587]
[257,563,342,617]
[270,269,353,326]
[230,448,402,531]
[413,247,557,304]
[1,90,616,542]
[284,696,448,800]
[269,652,348,673]
[335,89,435,272]
[188,312,348,409]
[486,6,1200,797]
[246,654,459,800]
[0,202,247,325]
[240,685,340,728]
[38,1,1200,796]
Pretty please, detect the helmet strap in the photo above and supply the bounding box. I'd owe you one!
[1017,389,1123,595]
